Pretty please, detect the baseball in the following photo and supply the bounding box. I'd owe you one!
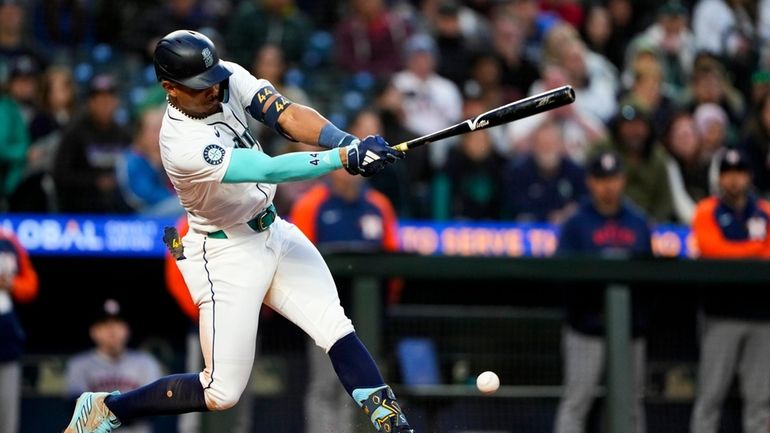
[476,371,500,394]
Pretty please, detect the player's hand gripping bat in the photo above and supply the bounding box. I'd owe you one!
[390,85,576,152]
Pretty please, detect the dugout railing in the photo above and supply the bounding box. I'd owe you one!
[325,254,770,433]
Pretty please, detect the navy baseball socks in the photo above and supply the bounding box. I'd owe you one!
[329,332,414,433]
[64,374,208,432]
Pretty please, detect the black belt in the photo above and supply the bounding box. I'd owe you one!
[207,204,277,239]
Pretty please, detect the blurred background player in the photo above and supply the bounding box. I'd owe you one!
[690,149,770,433]
[0,228,38,433]
[554,151,652,433]
[290,112,400,433]
[65,299,163,433]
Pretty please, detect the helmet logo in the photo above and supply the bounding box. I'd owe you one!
[202,48,214,68]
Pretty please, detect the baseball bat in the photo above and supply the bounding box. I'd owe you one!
[391,85,576,152]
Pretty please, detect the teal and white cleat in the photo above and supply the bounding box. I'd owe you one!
[63,391,122,433]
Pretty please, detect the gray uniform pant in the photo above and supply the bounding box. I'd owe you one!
[690,317,770,433]
[554,327,646,433]
[0,361,20,433]
[305,338,355,433]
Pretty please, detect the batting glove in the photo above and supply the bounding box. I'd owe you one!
[344,135,405,177]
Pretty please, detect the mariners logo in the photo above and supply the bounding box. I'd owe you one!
[203,144,225,165]
[202,48,214,68]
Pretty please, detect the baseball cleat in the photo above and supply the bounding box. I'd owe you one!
[63,391,121,433]
[356,386,414,433]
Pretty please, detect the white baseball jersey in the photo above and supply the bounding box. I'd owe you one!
[159,61,275,234]
[159,60,354,411]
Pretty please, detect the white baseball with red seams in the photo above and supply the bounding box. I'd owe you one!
[476,371,500,394]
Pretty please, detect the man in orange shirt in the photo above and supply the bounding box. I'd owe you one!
[0,229,39,433]
[691,149,770,433]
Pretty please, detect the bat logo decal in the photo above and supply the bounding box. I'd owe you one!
[467,118,490,131]
[536,95,554,107]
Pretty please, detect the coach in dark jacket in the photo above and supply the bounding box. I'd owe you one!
[554,151,651,433]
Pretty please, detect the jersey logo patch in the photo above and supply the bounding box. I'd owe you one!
[203,144,225,165]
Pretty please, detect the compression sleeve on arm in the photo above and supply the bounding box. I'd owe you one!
[222,148,343,184]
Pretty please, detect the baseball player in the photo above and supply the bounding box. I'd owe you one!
[63,30,411,433]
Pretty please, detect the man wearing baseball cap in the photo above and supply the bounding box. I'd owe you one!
[65,300,162,433]
[690,149,770,433]
[554,150,652,433]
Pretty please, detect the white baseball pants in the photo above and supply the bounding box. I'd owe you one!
[177,217,354,410]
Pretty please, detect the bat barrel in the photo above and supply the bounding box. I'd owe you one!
[392,85,576,152]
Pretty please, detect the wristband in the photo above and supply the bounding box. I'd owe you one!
[319,123,359,149]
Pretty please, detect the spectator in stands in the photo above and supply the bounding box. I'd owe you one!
[597,104,673,222]
[692,0,763,97]
[248,43,311,155]
[429,0,483,88]
[690,148,770,433]
[619,50,677,138]
[5,54,42,126]
[683,55,746,127]
[540,0,583,28]
[579,5,615,68]
[393,33,463,168]
[489,12,538,101]
[124,0,214,63]
[116,107,183,218]
[546,27,619,123]
[335,0,411,77]
[65,299,162,433]
[53,73,131,213]
[0,228,38,433]
[435,127,506,221]
[10,66,75,212]
[493,0,559,66]
[290,160,400,433]
[0,0,45,81]
[504,119,587,224]
[0,86,29,211]
[554,150,651,433]
[508,64,607,163]
[663,112,710,224]
[226,0,311,67]
[741,92,770,197]
[465,52,508,114]
[694,103,732,194]
[30,0,98,57]
[624,1,695,98]
[601,0,641,69]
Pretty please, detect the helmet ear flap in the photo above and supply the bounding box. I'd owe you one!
[218,78,230,103]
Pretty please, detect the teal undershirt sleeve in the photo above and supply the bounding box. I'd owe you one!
[222,148,343,184]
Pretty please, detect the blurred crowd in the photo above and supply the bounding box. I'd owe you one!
[3,0,770,225]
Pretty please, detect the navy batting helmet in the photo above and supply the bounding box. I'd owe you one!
[153,30,232,90]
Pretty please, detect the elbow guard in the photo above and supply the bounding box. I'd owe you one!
[249,86,297,141]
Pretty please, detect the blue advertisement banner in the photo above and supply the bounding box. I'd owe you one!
[398,221,696,258]
[0,215,695,259]
[0,214,176,258]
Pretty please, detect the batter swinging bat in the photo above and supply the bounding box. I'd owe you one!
[391,85,576,152]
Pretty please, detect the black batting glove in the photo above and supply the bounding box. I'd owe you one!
[344,135,405,177]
